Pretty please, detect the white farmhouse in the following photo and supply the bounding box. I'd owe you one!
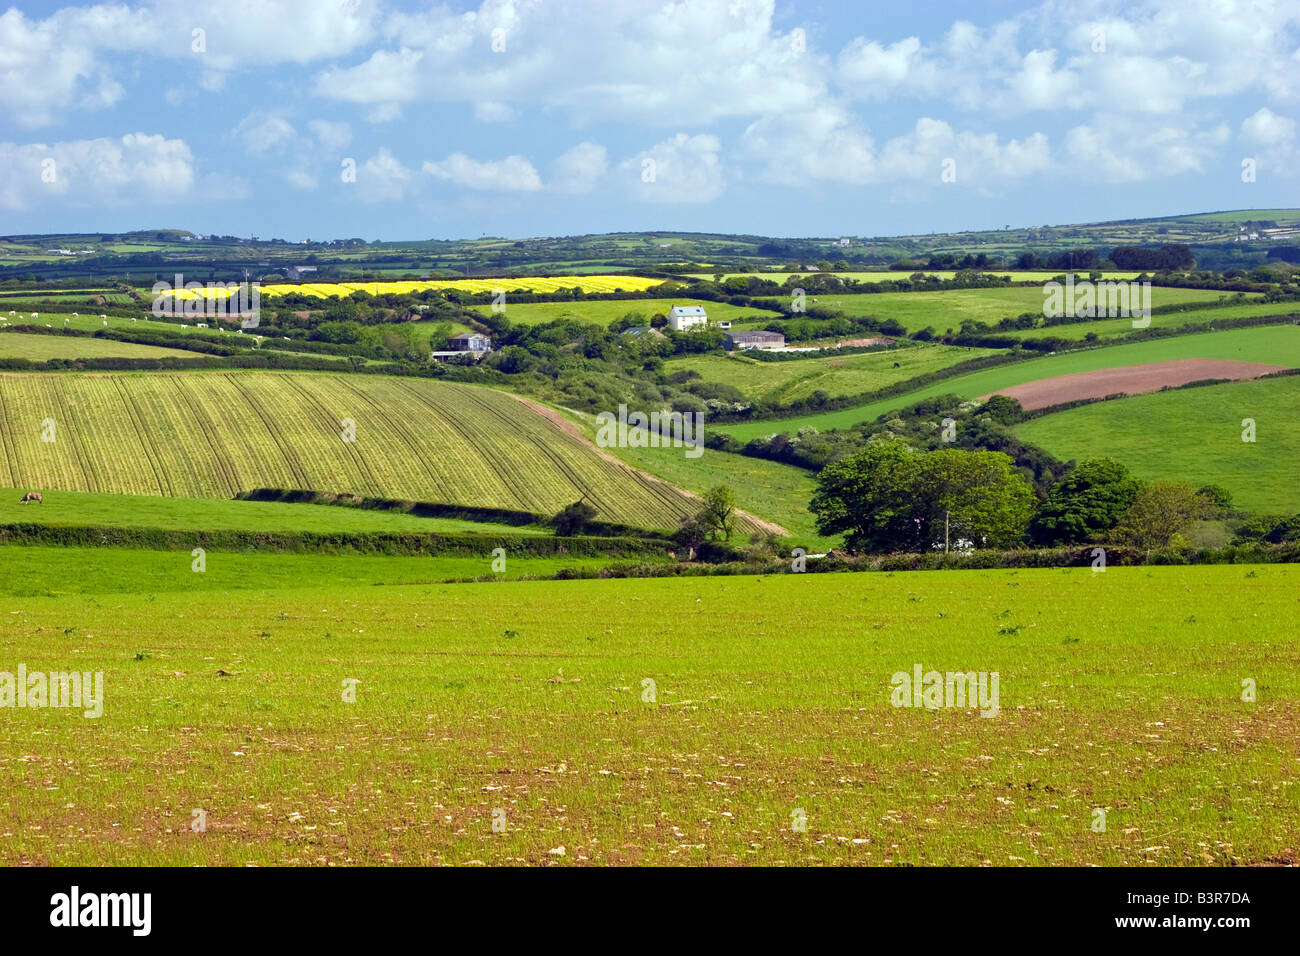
[667,305,708,331]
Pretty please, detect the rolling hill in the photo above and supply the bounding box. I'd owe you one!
[0,371,712,531]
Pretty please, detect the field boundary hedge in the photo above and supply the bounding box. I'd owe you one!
[525,541,1300,580]
[235,488,675,540]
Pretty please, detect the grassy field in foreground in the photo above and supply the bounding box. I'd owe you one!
[0,489,547,536]
[814,287,1249,332]
[716,325,1300,440]
[665,344,995,403]
[0,331,201,361]
[0,565,1294,865]
[1016,377,1300,514]
[0,371,704,530]
[469,299,781,327]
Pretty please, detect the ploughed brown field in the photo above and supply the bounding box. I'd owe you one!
[982,359,1288,410]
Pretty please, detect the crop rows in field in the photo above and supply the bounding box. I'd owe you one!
[0,371,706,529]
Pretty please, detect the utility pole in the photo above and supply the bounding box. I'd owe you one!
[944,511,950,554]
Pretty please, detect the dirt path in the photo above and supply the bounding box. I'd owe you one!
[508,394,791,536]
[981,359,1289,411]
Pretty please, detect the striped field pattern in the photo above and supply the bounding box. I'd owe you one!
[0,372,704,529]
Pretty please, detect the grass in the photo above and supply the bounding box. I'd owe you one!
[1016,376,1300,513]
[0,371,703,530]
[0,545,625,595]
[715,325,1300,441]
[812,287,1247,333]
[558,405,830,545]
[1,564,1294,865]
[1006,302,1300,342]
[468,299,781,327]
[0,488,548,536]
[664,344,996,403]
[1,311,235,337]
[684,271,1150,283]
[0,332,200,361]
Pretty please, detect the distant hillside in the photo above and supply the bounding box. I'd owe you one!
[2,209,1295,283]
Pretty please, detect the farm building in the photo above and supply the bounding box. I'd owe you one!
[667,305,708,331]
[431,332,493,361]
[726,330,785,350]
[622,326,666,340]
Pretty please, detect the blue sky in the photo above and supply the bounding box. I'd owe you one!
[1,0,1297,241]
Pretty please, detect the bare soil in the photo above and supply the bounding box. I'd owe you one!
[982,359,1288,411]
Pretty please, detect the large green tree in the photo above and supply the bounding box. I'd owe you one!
[810,444,1034,552]
[810,443,922,552]
[1114,481,1207,550]
[1030,458,1145,545]
[698,484,738,542]
[914,448,1037,549]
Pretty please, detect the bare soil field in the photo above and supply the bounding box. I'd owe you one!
[982,359,1288,410]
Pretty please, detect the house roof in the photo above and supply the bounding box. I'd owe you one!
[669,305,707,316]
[729,330,783,340]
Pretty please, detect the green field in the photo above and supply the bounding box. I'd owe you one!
[685,271,1151,283]
[665,344,995,403]
[469,299,781,326]
[0,488,548,536]
[813,287,1247,332]
[1,565,1294,865]
[0,371,708,530]
[716,325,1300,440]
[0,332,200,361]
[1005,302,1300,342]
[555,405,828,544]
[1017,376,1300,513]
[2,310,236,337]
[0,545,623,595]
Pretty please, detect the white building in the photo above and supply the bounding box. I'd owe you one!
[667,305,708,331]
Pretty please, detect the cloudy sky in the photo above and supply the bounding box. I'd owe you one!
[1,0,1297,240]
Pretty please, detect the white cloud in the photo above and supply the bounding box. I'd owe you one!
[0,0,381,127]
[233,112,297,156]
[473,101,515,123]
[422,153,542,191]
[286,170,318,190]
[1062,115,1227,182]
[742,109,1050,189]
[549,142,607,193]
[308,119,352,153]
[365,102,404,124]
[833,1,1300,116]
[356,147,413,202]
[620,134,724,203]
[0,133,195,210]
[314,0,828,125]
[1241,106,1297,145]
[1241,107,1298,177]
